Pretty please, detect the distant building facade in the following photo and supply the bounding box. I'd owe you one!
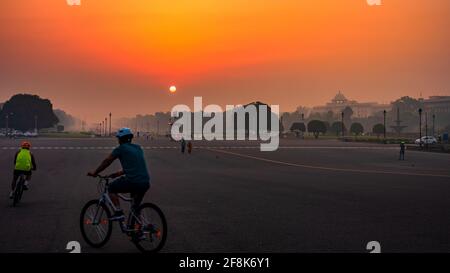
[312,91,391,118]
[423,96,450,114]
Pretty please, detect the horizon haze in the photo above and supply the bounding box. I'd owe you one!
[1,0,449,122]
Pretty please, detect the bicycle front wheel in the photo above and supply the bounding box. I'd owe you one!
[80,200,113,248]
[131,203,167,253]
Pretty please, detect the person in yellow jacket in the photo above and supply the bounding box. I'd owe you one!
[10,141,37,199]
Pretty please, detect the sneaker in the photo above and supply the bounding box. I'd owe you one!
[109,210,125,221]
[9,191,14,199]
[23,181,29,190]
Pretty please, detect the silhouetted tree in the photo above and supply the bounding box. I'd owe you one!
[307,120,327,139]
[290,122,306,137]
[372,123,385,138]
[0,94,59,131]
[54,109,80,130]
[350,122,364,136]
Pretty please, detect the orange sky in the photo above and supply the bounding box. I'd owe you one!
[0,0,449,122]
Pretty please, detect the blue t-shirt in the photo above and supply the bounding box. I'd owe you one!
[112,143,150,185]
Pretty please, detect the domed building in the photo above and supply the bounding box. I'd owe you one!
[312,91,390,118]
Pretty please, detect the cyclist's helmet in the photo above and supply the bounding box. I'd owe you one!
[21,141,31,149]
[116,127,133,138]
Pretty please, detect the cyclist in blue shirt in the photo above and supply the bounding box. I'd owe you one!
[88,128,150,221]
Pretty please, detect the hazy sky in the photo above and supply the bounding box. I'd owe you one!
[0,0,449,122]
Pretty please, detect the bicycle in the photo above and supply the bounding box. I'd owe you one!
[80,175,167,252]
[12,174,26,207]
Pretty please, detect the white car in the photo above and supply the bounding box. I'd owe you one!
[24,131,38,137]
[415,136,437,145]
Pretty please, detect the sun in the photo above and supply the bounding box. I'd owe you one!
[169,85,177,93]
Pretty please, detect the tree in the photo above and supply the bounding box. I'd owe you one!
[54,109,80,130]
[290,122,306,137]
[330,121,346,136]
[307,120,327,139]
[0,94,59,131]
[350,122,364,136]
[372,123,385,138]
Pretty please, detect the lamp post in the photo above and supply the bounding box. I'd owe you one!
[109,112,112,137]
[432,114,436,137]
[341,111,345,137]
[5,114,9,136]
[157,120,160,136]
[6,112,13,136]
[383,110,387,140]
[34,115,38,134]
[425,111,428,149]
[418,108,423,148]
[105,117,107,137]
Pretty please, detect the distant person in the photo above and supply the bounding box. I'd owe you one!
[87,128,150,221]
[399,141,405,161]
[187,141,193,154]
[181,138,186,154]
[10,141,37,198]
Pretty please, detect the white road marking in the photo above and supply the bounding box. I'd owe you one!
[206,148,450,178]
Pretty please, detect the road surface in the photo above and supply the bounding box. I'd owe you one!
[0,137,449,253]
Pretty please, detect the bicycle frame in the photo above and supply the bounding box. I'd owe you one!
[91,176,144,233]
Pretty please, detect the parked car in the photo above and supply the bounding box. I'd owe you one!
[24,131,38,137]
[11,130,24,137]
[415,136,437,145]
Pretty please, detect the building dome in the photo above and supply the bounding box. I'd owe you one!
[332,91,347,104]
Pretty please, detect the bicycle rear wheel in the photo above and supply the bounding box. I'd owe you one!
[130,203,167,253]
[80,200,113,248]
[12,176,24,207]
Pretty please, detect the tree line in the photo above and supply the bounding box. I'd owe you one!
[290,120,385,139]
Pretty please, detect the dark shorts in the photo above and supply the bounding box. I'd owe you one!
[13,170,32,176]
[109,176,150,193]
[108,176,150,209]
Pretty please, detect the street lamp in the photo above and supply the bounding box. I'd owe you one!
[5,114,9,135]
[6,112,13,136]
[425,111,428,149]
[432,114,436,137]
[109,112,112,137]
[383,110,387,140]
[34,115,38,134]
[418,108,423,148]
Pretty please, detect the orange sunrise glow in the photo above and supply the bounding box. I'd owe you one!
[0,0,449,121]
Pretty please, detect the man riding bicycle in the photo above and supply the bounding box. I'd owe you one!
[10,141,37,199]
[87,128,150,221]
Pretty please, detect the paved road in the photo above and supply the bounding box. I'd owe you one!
[0,137,449,253]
